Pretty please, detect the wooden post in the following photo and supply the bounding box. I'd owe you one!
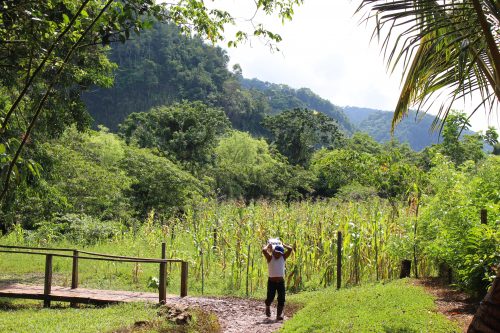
[159,242,166,304]
[480,209,487,224]
[44,254,53,308]
[71,250,79,289]
[245,244,250,297]
[337,231,342,290]
[181,261,188,297]
[213,227,218,251]
[70,250,79,308]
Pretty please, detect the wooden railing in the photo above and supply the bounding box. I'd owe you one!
[0,243,188,307]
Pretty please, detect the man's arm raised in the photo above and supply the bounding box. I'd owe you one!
[283,243,294,260]
[262,243,272,262]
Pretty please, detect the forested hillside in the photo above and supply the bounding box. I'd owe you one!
[343,107,481,151]
[84,20,489,155]
[83,23,230,131]
[344,107,442,151]
[83,21,468,152]
[241,78,354,133]
[83,23,354,135]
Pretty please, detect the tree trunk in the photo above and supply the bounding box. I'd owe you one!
[399,260,411,278]
[467,270,500,333]
[438,262,453,284]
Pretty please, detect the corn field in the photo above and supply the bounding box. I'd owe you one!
[0,197,434,296]
[154,197,431,296]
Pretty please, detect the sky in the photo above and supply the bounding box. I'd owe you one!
[211,0,499,132]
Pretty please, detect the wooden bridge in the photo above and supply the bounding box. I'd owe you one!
[0,244,188,307]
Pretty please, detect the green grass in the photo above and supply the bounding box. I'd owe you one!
[0,300,158,333]
[0,299,220,333]
[281,279,460,333]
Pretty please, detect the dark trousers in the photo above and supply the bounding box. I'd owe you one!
[265,278,285,306]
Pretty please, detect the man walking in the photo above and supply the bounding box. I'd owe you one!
[262,240,293,320]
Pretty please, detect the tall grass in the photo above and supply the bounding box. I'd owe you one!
[0,198,428,297]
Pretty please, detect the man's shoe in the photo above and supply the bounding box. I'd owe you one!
[265,305,271,317]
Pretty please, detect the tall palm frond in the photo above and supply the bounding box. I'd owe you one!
[357,0,500,131]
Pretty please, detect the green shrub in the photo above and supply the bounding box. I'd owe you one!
[29,214,122,245]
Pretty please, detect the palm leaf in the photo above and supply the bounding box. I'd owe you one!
[357,0,500,132]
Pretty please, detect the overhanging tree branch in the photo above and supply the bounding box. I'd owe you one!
[0,0,114,203]
[0,0,92,133]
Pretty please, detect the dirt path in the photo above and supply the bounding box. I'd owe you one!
[163,296,287,333]
[160,296,288,333]
[413,278,478,332]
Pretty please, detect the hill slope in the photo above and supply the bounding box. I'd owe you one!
[241,78,354,134]
[82,23,230,131]
[344,107,443,151]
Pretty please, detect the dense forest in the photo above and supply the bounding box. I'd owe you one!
[82,21,481,153]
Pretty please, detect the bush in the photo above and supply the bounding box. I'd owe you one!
[335,183,378,202]
[213,131,313,200]
[419,154,500,296]
[29,214,122,245]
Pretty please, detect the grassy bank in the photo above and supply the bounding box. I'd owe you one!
[0,300,157,333]
[0,299,219,333]
[281,279,460,333]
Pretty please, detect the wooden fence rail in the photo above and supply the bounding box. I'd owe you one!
[0,243,188,307]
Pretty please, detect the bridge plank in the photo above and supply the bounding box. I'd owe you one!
[0,283,180,305]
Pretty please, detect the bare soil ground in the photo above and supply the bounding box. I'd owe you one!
[413,278,479,332]
[166,296,294,333]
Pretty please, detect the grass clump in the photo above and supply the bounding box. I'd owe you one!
[281,279,460,333]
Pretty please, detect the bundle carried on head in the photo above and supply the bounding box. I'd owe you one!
[268,238,284,253]
[268,238,282,247]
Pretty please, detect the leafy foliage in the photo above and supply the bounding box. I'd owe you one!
[213,131,313,200]
[311,148,378,196]
[263,108,345,166]
[121,145,205,218]
[440,111,485,165]
[419,154,500,295]
[119,101,230,168]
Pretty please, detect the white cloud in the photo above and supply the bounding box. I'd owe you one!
[213,0,498,132]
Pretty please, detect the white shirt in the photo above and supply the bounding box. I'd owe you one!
[268,256,285,278]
